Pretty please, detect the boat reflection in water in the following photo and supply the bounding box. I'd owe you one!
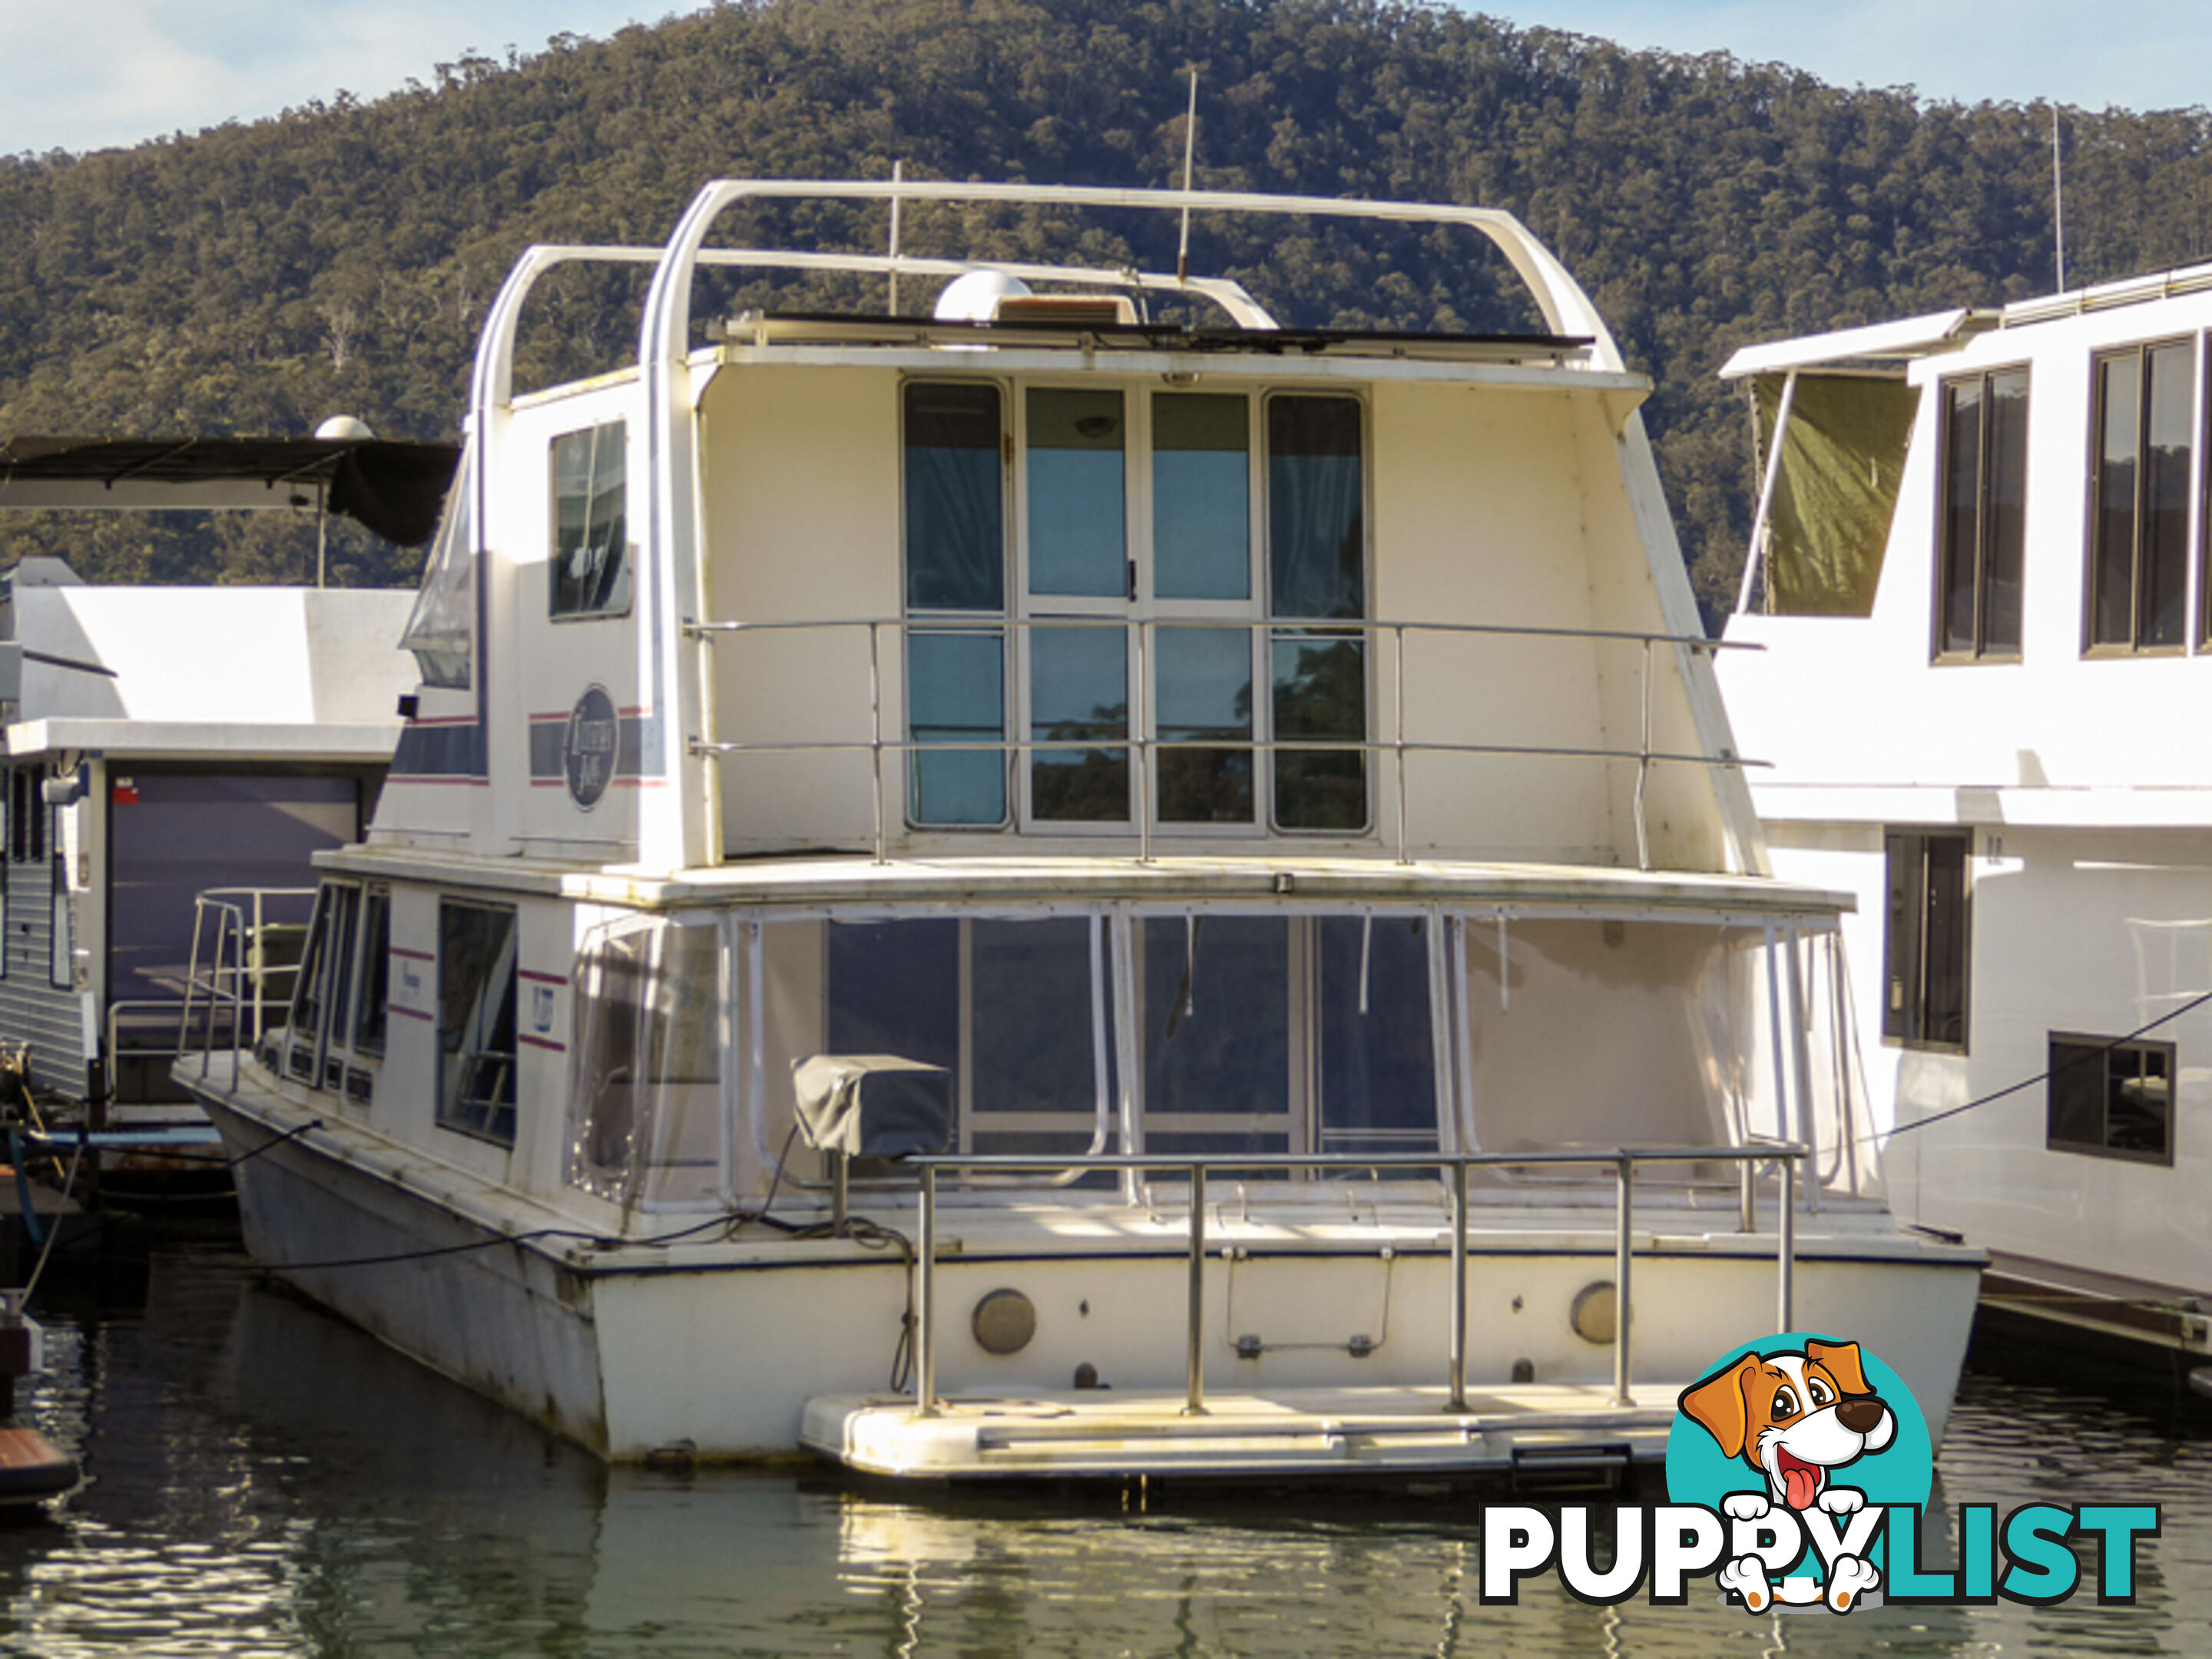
[15,1247,2208,1656]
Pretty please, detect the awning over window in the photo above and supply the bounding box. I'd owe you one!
[0,435,460,546]
[1752,374,1918,618]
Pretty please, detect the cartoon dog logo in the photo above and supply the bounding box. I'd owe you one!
[1677,1337,1896,1612]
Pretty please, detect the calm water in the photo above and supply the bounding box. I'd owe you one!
[7,1239,2212,1657]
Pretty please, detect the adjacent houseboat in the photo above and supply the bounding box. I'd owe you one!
[1719,269,2212,1363]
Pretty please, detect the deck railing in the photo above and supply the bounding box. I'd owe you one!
[902,1141,1807,1420]
[685,616,1760,869]
[177,887,316,1083]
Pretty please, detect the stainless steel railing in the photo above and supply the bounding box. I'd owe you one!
[684,615,1760,869]
[902,1141,1806,1420]
[177,886,316,1080]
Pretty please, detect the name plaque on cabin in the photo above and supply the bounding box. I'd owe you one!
[563,684,619,810]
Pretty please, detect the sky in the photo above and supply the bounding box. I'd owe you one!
[3,0,2210,160]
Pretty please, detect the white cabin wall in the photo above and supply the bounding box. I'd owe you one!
[1783,823,2212,1281]
[1573,402,1735,874]
[1724,290,2212,1290]
[702,365,900,856]
[1370,382,1614,861]
[380,880,446,1151]
[513,895,577,1198]
[499,382,650,863]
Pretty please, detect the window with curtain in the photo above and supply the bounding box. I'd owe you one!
[1268,394,1369,830]
[906,382,1010,827]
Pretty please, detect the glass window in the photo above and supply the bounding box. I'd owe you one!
[400,446,475,689]
[549,421,630,618]
[2048,1035,2174,1164]
[1155,626,1253,823]
[908,630,1007,827]
[1154,393,1250,600]
[1141,916,1293,1157]
[2090,342,2194,651]
[286,886,339,1084]
[905,383,1005,613]
[1267,396,1365,621]
[1935,369,2027,661]
[323,886,363,1065]
[438,900,518,1146]
[1273,633,1368,830]
[48,856,70,990]
[1030,624,1128,822]
[1026,388,1127,598]
[353,889,390,1058]
[1883,829,1969,1051]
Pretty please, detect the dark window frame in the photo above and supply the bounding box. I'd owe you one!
[2085,338,2195,657]
[1931,366,2028,664]
[1882,827,1970,1053]
[2047,1031,2175,1166]
[435,897,519,1148]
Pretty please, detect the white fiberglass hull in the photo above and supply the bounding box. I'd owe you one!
[197,1077,1982,1467]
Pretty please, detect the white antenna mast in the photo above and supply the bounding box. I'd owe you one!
[888,158,904,314]
[2052,108,2067,292]
[1177,67,1198,283]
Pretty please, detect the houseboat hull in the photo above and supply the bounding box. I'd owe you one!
[199,1077,1981,1468]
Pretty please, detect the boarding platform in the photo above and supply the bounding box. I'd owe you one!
[802,1382,1678,1482]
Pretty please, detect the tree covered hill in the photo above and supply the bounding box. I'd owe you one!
[6,0,2212,610]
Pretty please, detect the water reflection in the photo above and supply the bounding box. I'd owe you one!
[4,1246,2212,1655]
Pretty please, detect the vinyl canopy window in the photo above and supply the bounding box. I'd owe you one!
[2088,342,2194,653]
[1934,368,2027,661]
[901,379,1370,836]
[549,420,630,618]
[790,909,1436,1164]
[1883,829,1969,1051]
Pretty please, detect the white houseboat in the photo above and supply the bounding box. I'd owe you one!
[179,180,1981,1475]
[1718,267,2212,1362]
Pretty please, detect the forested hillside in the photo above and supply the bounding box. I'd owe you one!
[6,0,2212,612]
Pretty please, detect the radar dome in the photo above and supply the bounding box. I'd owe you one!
[316,415,376,441]
[933,270,1032,323]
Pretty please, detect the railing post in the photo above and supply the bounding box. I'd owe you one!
[1449,1158,1469,1411]
[1777,1152,1796,1335]
[1613,1155,1634,1407]
[915,1164,939,1418]
[1394,623,1410,866]
[1634,636,1653,873]
[1184,1161,1207,1416]
[1137,620,1153,865]
[869,623,887,866]
[1739,1156,1756,1233]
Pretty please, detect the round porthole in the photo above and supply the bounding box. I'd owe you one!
[1570,1280,1618,1345]
[972,1288,1038,1356]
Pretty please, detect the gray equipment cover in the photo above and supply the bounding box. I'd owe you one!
[791,1054,952,1158]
